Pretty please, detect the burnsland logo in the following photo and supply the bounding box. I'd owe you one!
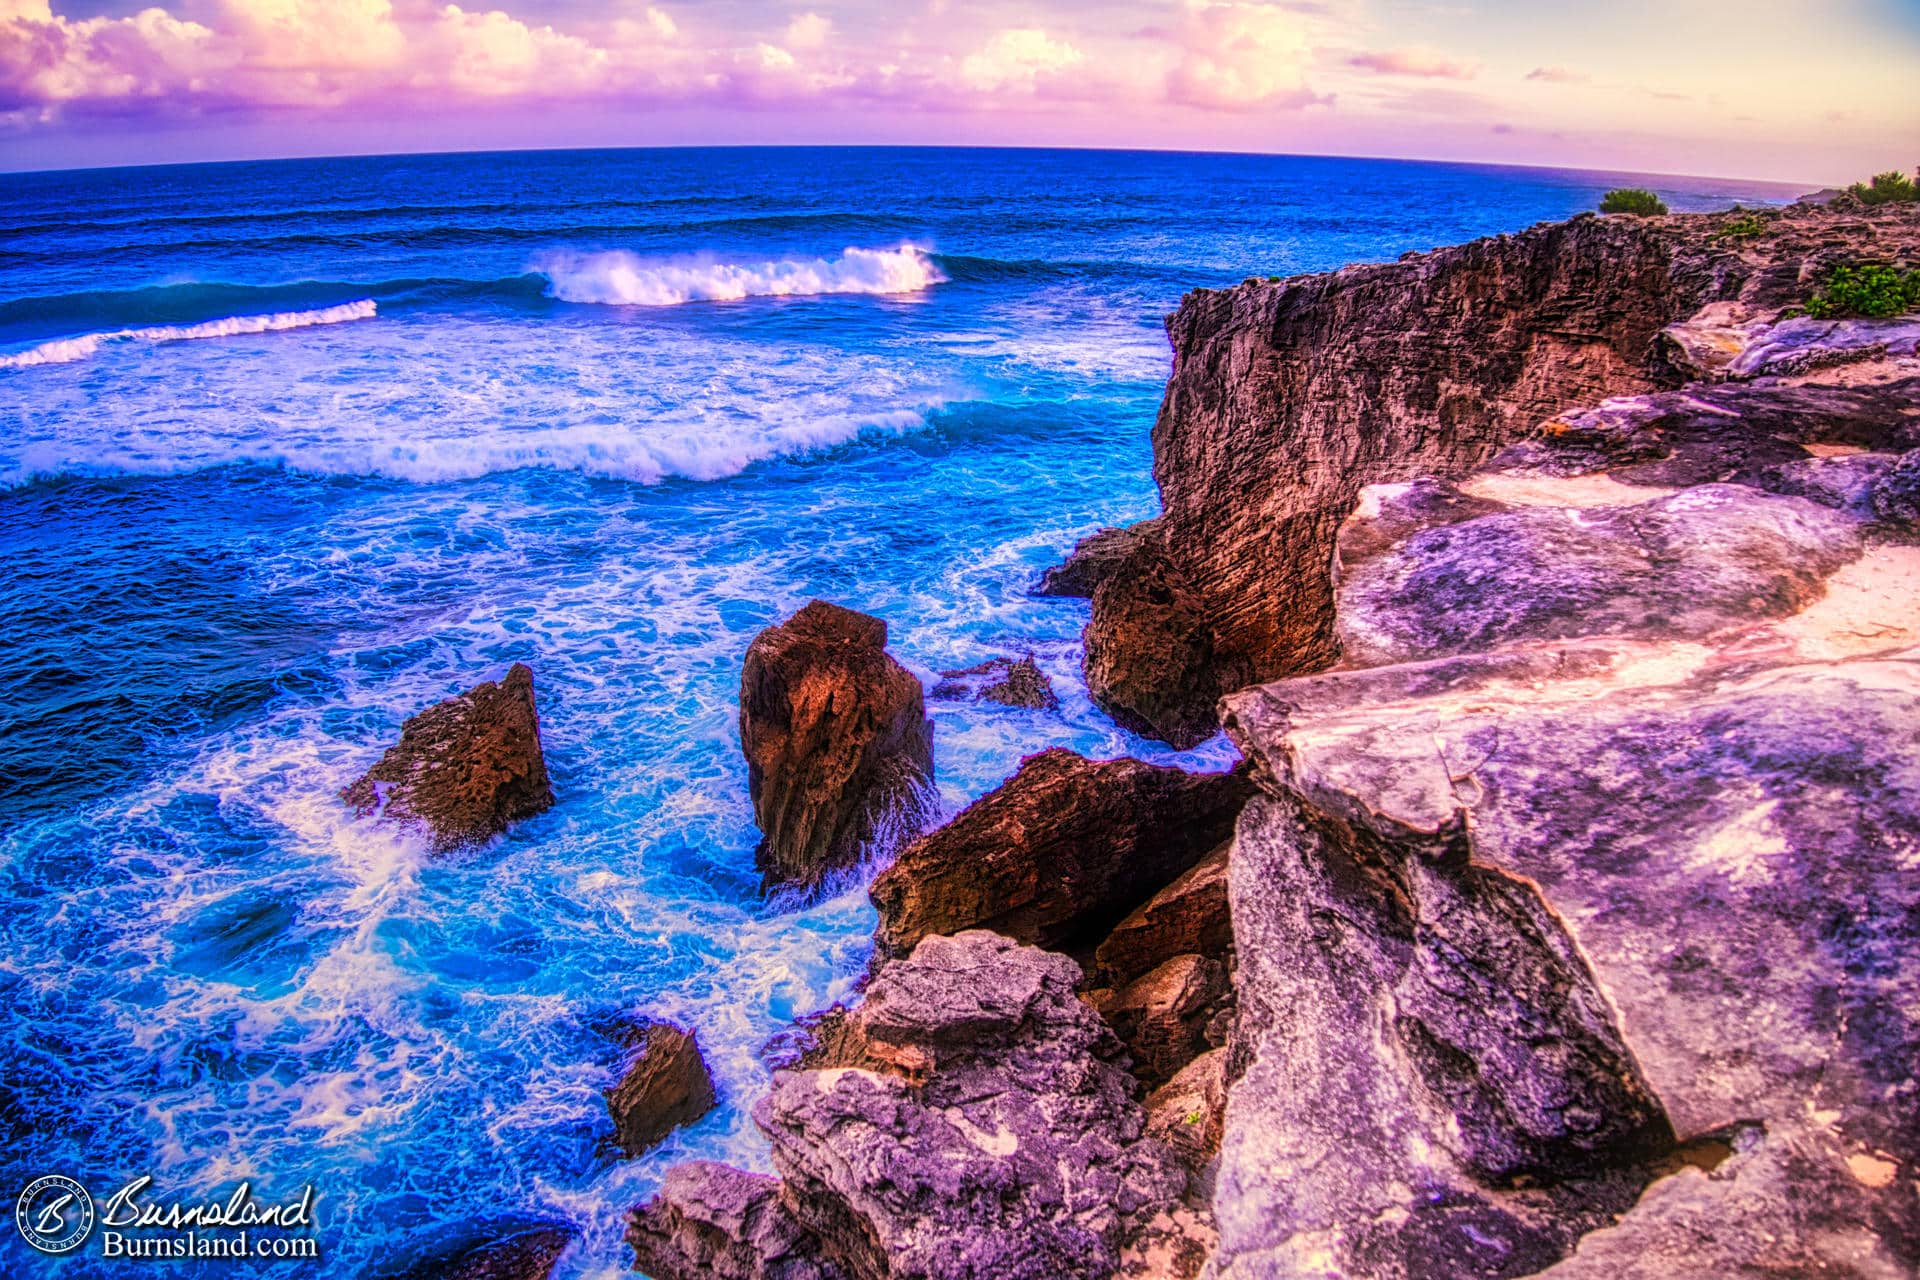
[16,1175,320,1261]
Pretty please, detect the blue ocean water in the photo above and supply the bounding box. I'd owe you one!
[0,147,1804,1278]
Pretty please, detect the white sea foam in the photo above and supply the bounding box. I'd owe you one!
[0,299,377,369]
[538,244,946,306]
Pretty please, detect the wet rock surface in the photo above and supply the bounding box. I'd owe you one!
[740,600,934,893]
[931,654,1058,710]
[870,749,1252,958]
[632,931,1188,1280]
[397,1222,574,1280]
[342,662,555,854]
[605,1019,717,1158]
[1034,520,1160,597]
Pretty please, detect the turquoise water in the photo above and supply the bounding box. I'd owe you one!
[0,147,1803,1277]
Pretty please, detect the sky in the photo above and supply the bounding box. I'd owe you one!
[1,0,1915,179]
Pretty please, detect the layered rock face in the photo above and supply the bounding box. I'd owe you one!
[1090,202,1920,744]
[1208,315,1920,1278]
[630,931,1192,1280]
[740,601,934,893]
[869,749,1251,958]
[342,662,555,853]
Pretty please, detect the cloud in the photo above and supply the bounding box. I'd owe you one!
[1164,1,1329,110]
[958,27,1082,93]
[1346,46,1478,79]
[784,12,830,51]
[1525,64,1587,84]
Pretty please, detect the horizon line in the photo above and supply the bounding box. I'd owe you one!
[1,139,1822,191]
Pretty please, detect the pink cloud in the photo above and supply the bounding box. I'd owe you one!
[1525,65,1587,84]
[1346,47,1478,80]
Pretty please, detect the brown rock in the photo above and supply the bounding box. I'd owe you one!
[1095,953,1229,1088]
[1034,519,1161,597]
[1095,839,1232,988]
[740,600,933,893]
[1144,1047,1230,1169]
[1088,202,1920,743]
[1084,525,1247,749]
[605,1020,717,1158]
[981,654,1058,710]
[870,749,1252,958]
[342,662,554,854]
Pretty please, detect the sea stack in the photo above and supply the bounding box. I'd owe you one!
[739,600,934,894]
[342,662,555,854]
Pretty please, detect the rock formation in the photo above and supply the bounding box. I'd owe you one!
[1033,521,1161,598]
[1087,201,1920,744]
[342,662,554,853]
[930,654,1058,710]
[605,1019,717,1158]
[629,931,1193,1280]
[740,601,934,893]
[869,749,1251,958]
[1206,301,1920,1276]
[637,201,1920,1280]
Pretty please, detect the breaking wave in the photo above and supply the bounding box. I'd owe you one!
[0,299,377,369]
[537,244,946,306]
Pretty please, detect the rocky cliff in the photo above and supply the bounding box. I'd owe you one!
[1088,201,1920,745]
[632,201,1920,1280]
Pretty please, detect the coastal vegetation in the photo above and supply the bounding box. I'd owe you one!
[1849,168,1919,205]
[1599,187,1667,215]
[1804,262,1920,318]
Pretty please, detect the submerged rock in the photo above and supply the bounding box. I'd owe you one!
[740,600,933,894]
[1034,520,1160,598]
[342,662,555,854]
[397,1222,574,1280]
[930,653,1058,710]
[605,1020,717,1158]
[870,749,1252,958]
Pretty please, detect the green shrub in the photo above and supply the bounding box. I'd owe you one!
[1848,170,1918,205]
[1717,212,1765,239]
[1599,188,1667,216]
[1804,264,1920,319]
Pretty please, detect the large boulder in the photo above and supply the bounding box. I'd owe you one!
[342,662,555,854]
[605,1020,717,1158]
[869,749,1252,958]
[631,931,1188,1280]
[1093,839,1232,989]
[740,601,933,893]
[1087,203,1920,743]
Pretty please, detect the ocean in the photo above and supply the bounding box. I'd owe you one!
[0,146,1804,1277]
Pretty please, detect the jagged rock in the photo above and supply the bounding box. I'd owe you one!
[605,1020,716,1158]
[342,662,554,854]
[1873,447,1920,526]
[930,654,1058,710]
[1084,526,1246,749]
[628,1163,846,1280]
[1206,407,1920,1275]
[1143,1048,1230,1170]
[756,931,1188,1280]
[1034,520,1160,597]
[1087,203,1920,743]
[1093,953,1229,1089]
[1093,840,1231,989]
[740,600,933,893]
[397,1222,574,1280]
[870,749,1252,958]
